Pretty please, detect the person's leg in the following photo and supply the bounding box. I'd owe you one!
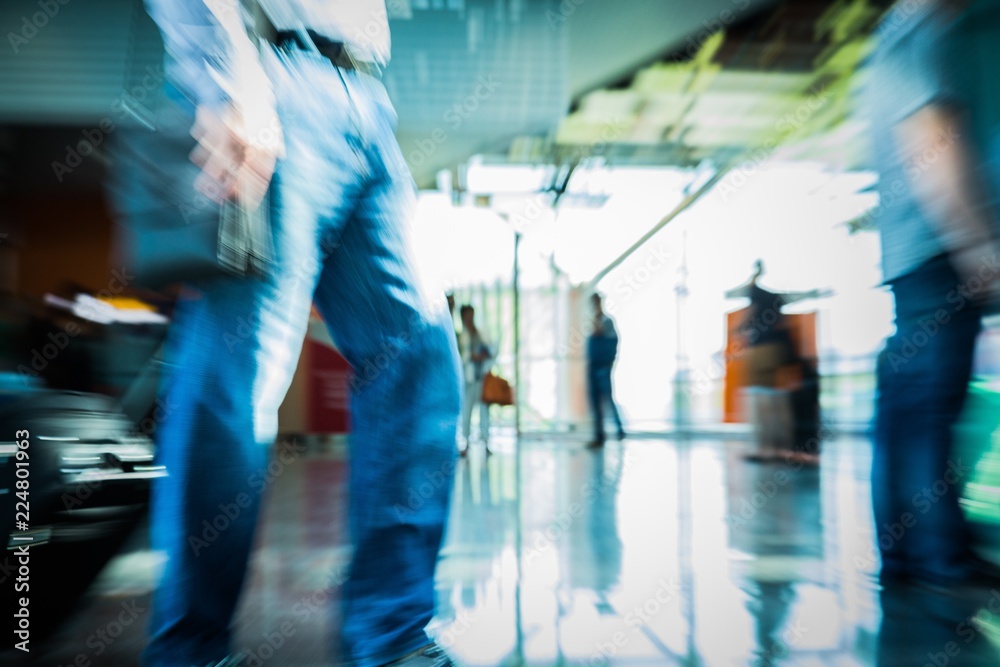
[873,345,909,579]
[143,49,367,667]
[461,378,476,447]
[144,280,285,666]
[874,257,980,583]
[603,372,625,438]
[743,389,764,453]
[588,365,606,443]
[310,70,462,667]
[479,392,490,445]
[772,389,794,452]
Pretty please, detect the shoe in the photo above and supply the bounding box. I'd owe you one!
[485,445,493,457]
[382,643,454,667]
[459,446,468,458]
[616,431,626,441]
[587,439,605,449]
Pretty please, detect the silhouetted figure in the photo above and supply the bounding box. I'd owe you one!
[586,293,625,448]
[726,261,825,464]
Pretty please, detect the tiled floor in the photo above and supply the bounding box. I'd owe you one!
[22,435,1000,666]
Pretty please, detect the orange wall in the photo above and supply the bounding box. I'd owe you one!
[723,309,817,423]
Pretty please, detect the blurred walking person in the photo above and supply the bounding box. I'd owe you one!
[587,293,625,448]
[866,0,1000,587]
[726,261,825,464]
[459,305,492,456]
[138,1,462,665]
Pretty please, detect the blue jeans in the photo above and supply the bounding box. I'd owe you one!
[873,254,980,582]
[144,47,462,667]
[587,364,623,441]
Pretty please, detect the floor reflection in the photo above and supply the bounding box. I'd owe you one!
[25,436,1000,666]
[877,585,1000,667]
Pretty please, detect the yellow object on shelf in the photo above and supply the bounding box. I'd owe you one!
[95,297,157,312]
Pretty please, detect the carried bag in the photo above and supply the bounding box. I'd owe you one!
[105,4,274,290]
[481,371,514,406]
[106,89,274,289]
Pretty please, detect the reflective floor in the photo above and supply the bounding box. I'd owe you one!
[29,436,1000,666]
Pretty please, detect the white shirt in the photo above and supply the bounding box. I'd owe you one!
[144,0,392,107]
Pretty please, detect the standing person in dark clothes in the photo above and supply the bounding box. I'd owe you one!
[587,292,625,448]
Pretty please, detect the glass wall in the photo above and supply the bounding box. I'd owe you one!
[413,161,891,435]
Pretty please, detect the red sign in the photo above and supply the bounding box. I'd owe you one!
[307,339,353,434]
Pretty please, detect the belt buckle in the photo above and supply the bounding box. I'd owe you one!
[342,44,359,70]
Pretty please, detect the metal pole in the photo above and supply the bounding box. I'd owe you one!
[512,232,525,666]
[513,231,522,437]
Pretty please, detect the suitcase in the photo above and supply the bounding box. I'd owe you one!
[0,390,164,643]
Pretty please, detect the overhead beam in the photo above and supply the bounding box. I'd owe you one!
[587,163,733,289]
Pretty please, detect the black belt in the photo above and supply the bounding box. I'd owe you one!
[272,30,380,78]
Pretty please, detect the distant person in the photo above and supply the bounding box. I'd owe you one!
[459,305,493,456]
[865,0,1000,587]
[726,261,826,464]
[587,293,625,448]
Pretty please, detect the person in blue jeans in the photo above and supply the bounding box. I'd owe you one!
[139,2,461,666]
[586,293,625,448]
[866,0,1000,587]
